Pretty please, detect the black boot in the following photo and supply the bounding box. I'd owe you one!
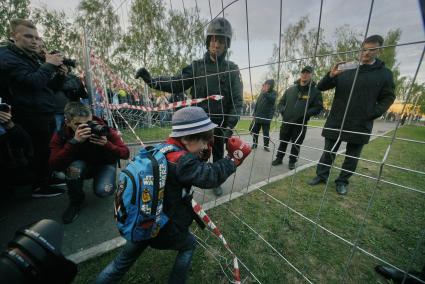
[272,157,283,166]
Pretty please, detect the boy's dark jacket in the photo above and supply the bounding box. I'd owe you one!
[163,137,236,234]
[49,116,130,170]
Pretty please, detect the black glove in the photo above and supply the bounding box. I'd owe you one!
[135,68,152,83]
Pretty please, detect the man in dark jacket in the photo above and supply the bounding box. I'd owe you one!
[0,107,33,199]
[135,18,243,196]
[308,35,395,195]
[251,79,277,151]
[0,19,64,197]
[49,102,130,224]
[272,66,323,169]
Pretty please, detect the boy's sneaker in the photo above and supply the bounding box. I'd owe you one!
[32,185,64,198]
[50,171,66,187]
[62,204,81,224]
[288,161,296,170]
[264,146,270,152]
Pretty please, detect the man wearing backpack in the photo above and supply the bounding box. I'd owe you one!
[49,102,130,224]
[95,106,251,284]
[135,17,243,197]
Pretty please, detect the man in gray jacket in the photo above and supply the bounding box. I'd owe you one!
[272,66,323,169]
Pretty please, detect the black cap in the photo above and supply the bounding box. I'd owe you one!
[301,66,313,73]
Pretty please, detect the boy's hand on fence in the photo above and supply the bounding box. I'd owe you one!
[226,136,252,167]
[135,68,152,83]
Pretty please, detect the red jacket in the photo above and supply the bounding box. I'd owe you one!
[49,116,130,170]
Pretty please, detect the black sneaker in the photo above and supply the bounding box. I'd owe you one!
[62,204,81,224]
[32,185,64,198]
[50,171,66,187]
[264,146,270,152]
[272,158,283,166]
[49,176,66,187]
[288,162,296,170]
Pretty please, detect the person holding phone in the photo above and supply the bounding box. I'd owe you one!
[308,35,395,195]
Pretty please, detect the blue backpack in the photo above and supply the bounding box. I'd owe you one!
[114,144,181,242]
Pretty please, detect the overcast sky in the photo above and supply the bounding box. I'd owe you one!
[30,0,425,92]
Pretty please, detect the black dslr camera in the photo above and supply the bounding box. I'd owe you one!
[87,120,109,136]
[0,219,77,284]
[49,50,77,68]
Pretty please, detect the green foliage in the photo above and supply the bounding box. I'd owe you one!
[77,0,122,60]
[0,0,30,40]
[117,0,205,77]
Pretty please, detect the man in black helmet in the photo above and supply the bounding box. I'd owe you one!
[135,17,243,196]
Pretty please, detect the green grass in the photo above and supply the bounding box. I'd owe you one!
[74,125,424,284]
[121,119,325,144]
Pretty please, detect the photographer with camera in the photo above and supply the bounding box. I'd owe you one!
[36,43,88,132]
[0,19,65,198]
[49,102,130,224]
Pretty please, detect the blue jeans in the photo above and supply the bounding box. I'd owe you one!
[65,160,116,204]
[95,226,196,284]
[54,114,64,132]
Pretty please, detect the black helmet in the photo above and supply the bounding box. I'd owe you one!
[206,18,233,48]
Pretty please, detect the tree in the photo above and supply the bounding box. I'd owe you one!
[0,0,30,40]
[76,0,122,60]
[113,0,205,81]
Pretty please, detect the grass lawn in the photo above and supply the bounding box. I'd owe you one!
[74,125,424,284]
[121,119,325,144]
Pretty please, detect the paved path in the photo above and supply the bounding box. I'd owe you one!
[0,121,396,256]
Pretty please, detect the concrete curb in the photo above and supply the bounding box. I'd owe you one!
[66,128,392,264]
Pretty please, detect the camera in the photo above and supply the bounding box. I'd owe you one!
[49,50,77,68]
[0,103,11,113]
[87,120,109,136]
[0,219,77,284]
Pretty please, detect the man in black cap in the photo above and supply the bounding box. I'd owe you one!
[272,66,323,169]
[251,79,277,151]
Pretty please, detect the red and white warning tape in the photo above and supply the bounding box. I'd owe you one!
[192,199,241,284]
[96,95,223,112]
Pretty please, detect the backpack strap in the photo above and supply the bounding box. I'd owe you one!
[145,146,161,217]
[121,169,137,205]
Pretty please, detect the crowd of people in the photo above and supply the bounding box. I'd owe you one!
[0,15,413,284]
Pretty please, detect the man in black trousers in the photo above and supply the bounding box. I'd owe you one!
[272,66,323,170]
[308,35,395,195]
[251,79,277,151]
